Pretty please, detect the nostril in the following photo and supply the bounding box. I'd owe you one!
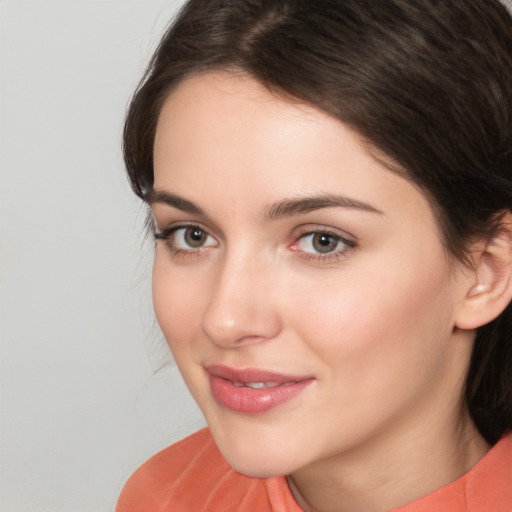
[200,256,283,347]
[201,299,282,348]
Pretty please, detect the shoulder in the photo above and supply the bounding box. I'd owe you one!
[467,432,512,510]
[116,428,295,512]
[393,432,512,512]
[116,429,223,511]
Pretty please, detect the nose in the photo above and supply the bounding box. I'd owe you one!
[201,250,282,348]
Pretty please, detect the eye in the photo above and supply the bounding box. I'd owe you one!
[293,229,356,260]
[300,232,342,254]
[174,226,215,249]
[155,225,217,252]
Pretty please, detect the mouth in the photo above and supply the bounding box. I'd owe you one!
[232,381,298,388]
[206,364,314,414]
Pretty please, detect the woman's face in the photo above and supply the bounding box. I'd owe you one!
[151,71,474,478]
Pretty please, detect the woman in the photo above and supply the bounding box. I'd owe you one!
[117,1,512,510]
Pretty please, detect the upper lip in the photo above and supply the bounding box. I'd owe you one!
[205,364,313,384]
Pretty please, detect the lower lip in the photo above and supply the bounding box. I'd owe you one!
[209,375,313,414]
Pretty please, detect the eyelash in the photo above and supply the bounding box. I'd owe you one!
[154,223,217,258]
[154,224,357,262]
[290,228,357,263]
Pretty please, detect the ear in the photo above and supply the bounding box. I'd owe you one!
[455,212,512,330]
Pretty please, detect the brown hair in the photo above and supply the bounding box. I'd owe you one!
[124,0,512,444]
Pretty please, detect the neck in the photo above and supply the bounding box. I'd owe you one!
[287,328,491,512]
[287,404,489,512]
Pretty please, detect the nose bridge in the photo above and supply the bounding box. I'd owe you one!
[201,245,281,347]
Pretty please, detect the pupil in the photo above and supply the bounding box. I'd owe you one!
[185,228,206,247]
[313,233,337,253]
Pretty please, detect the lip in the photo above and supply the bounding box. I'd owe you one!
[206,364,314,414]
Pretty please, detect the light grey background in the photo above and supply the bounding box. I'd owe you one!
[0,1,205,511]
[2,1,512,511]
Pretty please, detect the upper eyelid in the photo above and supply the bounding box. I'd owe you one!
[292,224,357,242]
[293,232,356,251]
[150,205,224,239]
[290,225,358,258]
[154,220,212,235]
[149,194,375,234]
[154,220,357,248]
[298,231,355,245]
[155,225,218,252]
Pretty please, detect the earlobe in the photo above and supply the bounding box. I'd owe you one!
[455,212,512,331]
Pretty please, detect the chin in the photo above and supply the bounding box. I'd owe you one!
[211,426,300,478]
[223,451,290,479]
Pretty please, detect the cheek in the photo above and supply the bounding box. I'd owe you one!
[152,251,207,351]
[282,265,456,448]
[290,250,455,388]
[152,252,214,404]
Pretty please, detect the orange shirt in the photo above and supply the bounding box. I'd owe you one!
[117,428,512,512]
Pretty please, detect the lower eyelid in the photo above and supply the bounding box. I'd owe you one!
[155,225,218,254]
[289,230,357,263]
[296,231,354,247]
[298,250,351,263]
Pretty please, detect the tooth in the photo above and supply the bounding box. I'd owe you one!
[231,381,299,389]
[245,381,289,389]
[246,382,266,389]
[264,382,283,388]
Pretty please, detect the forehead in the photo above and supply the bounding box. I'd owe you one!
[153,71,435,228]
[155,71,362,185]
[155,70,343,157]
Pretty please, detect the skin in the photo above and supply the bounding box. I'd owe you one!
[150,71,490,512]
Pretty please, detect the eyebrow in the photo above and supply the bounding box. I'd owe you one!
[263,193,383,220]
[147,190,383,219]
[147,190,205,216]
